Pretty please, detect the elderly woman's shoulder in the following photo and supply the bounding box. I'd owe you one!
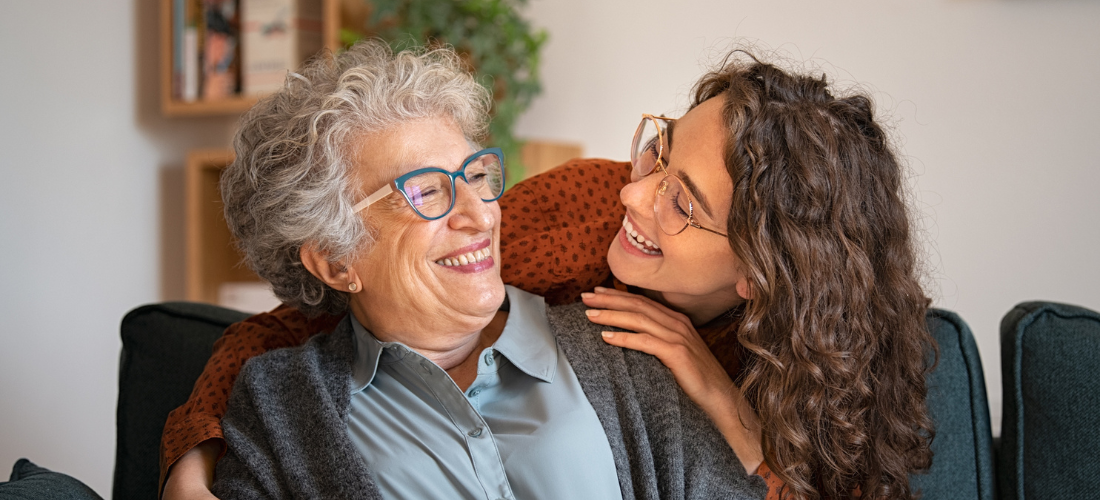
[544,301,599,343]
[235,315,354,386]
[545,301,642,370]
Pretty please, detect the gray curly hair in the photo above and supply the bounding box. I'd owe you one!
[221,39,492,317]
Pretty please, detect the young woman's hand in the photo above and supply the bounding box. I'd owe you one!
[581,286,762,473]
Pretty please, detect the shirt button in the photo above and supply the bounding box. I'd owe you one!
[468,427,483,438]
[468,387,482,397]
[483,352,494,366]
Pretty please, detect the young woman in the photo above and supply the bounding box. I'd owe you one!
[163,50,934,500]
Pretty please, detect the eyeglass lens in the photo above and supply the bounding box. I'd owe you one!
[654,175,693,235]
[401,151,504,219]
[631,117,668,178]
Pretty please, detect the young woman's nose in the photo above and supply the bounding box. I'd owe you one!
[619,174,658,220]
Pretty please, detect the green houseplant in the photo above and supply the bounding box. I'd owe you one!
[342,0,547,186]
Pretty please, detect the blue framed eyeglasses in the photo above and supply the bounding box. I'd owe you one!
[352,147,506,220]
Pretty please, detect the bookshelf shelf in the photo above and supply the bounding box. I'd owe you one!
[163,95,260,117]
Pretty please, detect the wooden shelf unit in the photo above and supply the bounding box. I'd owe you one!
[185,150,259,303]
[160,0,344,117]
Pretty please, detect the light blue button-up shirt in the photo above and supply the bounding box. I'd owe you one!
[346,286,622,500]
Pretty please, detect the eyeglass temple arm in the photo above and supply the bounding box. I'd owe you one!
[352,183,394,213]
[689,220,728,238]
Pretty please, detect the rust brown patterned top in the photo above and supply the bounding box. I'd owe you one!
[159,158,784,498]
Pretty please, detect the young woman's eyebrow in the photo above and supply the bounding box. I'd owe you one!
[678,172,715,217]
[667,119,676,151]
[665,120,715,217]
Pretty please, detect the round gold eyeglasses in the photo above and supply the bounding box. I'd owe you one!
[631,114,727,238]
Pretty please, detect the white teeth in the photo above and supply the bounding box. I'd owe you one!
[621,216,661,253]
[627,232,661,255]
[435,247,493,267]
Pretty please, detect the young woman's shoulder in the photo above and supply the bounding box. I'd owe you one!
[500,159,630,305]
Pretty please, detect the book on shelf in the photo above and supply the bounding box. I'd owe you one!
[174,0,205,101]
[241,0,323,95]
[202,0,241,100]
[173,0,184,99]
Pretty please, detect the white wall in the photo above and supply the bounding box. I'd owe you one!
[514,0,1100,437]
[0,0,1096,495]
[0,0,234,495]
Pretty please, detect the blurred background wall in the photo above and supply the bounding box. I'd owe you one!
[0,0,1096,495]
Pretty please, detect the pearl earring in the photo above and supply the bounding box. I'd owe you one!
[348,282,358,292]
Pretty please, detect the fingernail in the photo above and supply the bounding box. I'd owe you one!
[581,292,594,299]
[594,286,607,292]
[602,331,615,339]
[585,309,600,317]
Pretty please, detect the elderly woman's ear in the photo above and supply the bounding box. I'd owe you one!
[300,244,361,293]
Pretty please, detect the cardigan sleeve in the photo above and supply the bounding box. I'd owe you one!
[207,363,280,500]
[158,305,341,488]
[159,158,632,486]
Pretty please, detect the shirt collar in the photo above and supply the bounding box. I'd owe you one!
[350,285,557,394]
[492,285,557,383]
[349,317,387,393]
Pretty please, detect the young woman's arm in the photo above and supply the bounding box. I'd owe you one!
[162,440,221,500]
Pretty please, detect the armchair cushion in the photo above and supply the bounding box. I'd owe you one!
[0,459,102,500]
[114,302,248,500]
[999,301,1100,500]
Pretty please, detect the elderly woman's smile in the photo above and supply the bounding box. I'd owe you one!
[434,238,494,270]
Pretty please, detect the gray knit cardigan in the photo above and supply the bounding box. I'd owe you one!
[212,301,768,500]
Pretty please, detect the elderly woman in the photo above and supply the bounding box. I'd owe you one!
[203,40,762,499]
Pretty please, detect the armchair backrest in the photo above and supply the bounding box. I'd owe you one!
[114,302,248,500]
[998,301,1100,500]
[911,309,997,500]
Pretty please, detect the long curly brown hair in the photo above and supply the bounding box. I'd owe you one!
[693,53,936,499]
